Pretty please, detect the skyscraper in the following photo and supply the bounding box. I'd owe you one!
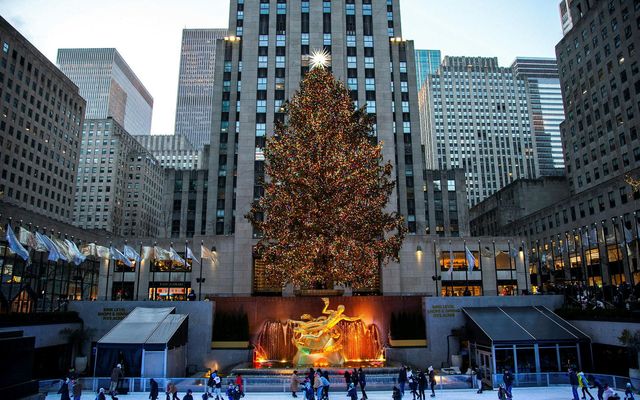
[57,48,153,135]
[133,133,207,170]
[205,0,426,293]
[174,29,228,148]
[414,49,441,90]
[420,56,538,206]
[512,57,565,176]
[557,0,639,196]
[73,117,164,237]
[0,17,86,224]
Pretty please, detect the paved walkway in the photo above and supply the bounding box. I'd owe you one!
[43,386,623,400]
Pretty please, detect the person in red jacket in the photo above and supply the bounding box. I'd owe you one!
[235,374,244,396]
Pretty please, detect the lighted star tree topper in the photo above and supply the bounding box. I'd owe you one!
[245,66,406,290]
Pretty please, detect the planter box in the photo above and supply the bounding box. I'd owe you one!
[211,341,250,349]
[388,339,427,347]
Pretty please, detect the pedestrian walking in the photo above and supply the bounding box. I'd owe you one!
[290,370,301,398]
[314,372,324,400]
[149,378,159,400]
[58,378,71,400]
[625,383,635,400]
[109,364,123,395]
[578,371,595,400]
[590,375,604,400]
[358,367,368,399]
[321,371,331,399]
[427,366,436,398]
[569,368,580,400]
[71,378,82,400]
[417,369,427,400]
[503,368,513,399]
[473,366,483,394]
[166,380,180,400]
[398,366,408,396]
[344,370,352,390]
[347,383,358,400]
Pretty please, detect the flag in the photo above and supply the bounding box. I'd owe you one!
[65,239,86,266]
[52,238,71,262]
[589,227,598,244]
[624,226,633,244]
[80,243,97,257]
[96,245,110,259]
[465,246,475,272]
[201,245,216,262]
[448,247,454,274]
[509,247,519,258]
[481,246,493,258]
[18,227,32,246]
[124,245,142,263]
[6,225,29,261]
[154,246,171,261]
[110,246,132,267]
[39,233,62,262]
[169,246,185,266]
[186,246,199,264]
[541,252,547,264]
[142,246,154,261]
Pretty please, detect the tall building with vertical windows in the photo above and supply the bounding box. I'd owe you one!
[56,48,153,135]
[205,0,427,293]
[133,134,207,170]
[512,57,565,176]
[0,17,85,224]
[175,29,228,148]
[420,56,538,206]
[73,118,164,237]
[414,49,441,90]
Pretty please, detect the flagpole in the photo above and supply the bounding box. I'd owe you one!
[464,239,469,292]
[47,229,58,311]
[432,240,439,297]
[449,240,453,296]
[152,242,157,301]
[105,241,111,301]
[88,249,95,301]
[0,218,9,300]
[550,235,558,286]
[635,211,640,285]
[7,220,21,310]
[507,240,514,295]
[578,228,589,296]
[612,217,622,286]
[618,216,632,284]
[535,240,542,292]
[168,242,173,300]
[595,222,604,288]
[121,241,127,301]
[33,225,43,310]
[478,239,483,295]
[63,234,72,303]
[183,240,188,294]
[198,241,205,301]
[492,240,499,295]
[42,227,52,311]
[521,241,528,294]
[136,241,143,301]
[14,221,29,311]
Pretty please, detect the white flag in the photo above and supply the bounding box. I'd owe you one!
[201,245,217,263]
[187,246,199,264]
[465,246,475,272]
[169,246,185,266]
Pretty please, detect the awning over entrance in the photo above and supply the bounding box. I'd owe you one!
[462,306,590,346]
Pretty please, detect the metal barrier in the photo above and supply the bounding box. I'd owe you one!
[492,372,632,390]
[39,372,632,395]
[38,373,474,394]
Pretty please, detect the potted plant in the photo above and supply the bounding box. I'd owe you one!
[618,329,640,388]
[60,327,95,373]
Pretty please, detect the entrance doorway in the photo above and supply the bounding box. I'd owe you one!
[477,350,493,388]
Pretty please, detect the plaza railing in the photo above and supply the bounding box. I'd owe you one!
[38,373,473,395]
[39,372,633,395]
[492,372,633,391]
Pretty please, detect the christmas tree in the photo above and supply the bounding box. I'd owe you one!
[246,65,406,290]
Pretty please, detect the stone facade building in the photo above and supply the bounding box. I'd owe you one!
[0,16,85,224]
[73,118,164,237]
[133,134,207,170]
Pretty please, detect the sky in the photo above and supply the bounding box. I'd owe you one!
[0,0,563,135]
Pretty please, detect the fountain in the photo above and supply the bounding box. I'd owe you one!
[253,298,385,368]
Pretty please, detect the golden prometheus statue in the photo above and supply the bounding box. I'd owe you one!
[290,297,361,366]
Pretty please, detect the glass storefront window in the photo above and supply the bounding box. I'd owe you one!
[495,348,515,373]
[539,347,560,372]
[559,346,579,370]
[440,284,482,297]
[516,347,536,373]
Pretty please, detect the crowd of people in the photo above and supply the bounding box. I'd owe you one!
[541,281,640,312]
